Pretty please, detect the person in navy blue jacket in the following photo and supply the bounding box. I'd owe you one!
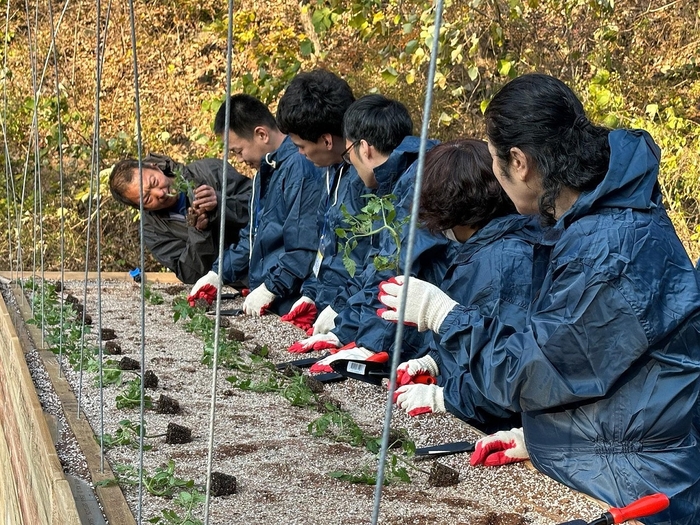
[295,95,451,368]
[386,139,540,435]
[379,73,700,525]
[275,69,375,334]
[188,94,324,316]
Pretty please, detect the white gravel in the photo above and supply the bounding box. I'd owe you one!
[12,278,607,525]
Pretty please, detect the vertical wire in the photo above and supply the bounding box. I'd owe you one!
[203,0,235,522]
[93,0,105,473]
[47,0,66,378]
[2,0,15,275]
[124,0,147,519]
[370,1,444,523]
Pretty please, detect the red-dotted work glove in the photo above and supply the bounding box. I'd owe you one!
[377,276,458,332]
[287,332,341,354]
[309,346,389,373]
[188,271,220,306]
[469,428,529,467]
[312,305,337,335]
[242,283,276,317]
[396,355,439,387]
[280,296,317,331]
[393,383,445,417]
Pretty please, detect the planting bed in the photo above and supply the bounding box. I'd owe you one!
[9,277,608,525]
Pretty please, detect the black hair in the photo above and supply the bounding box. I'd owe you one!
[110,159,142,207]
[484,73,611,225]
[276,69,355,142]
[419,139,516,232]
[342,94,413,156]
[214,94,278,139]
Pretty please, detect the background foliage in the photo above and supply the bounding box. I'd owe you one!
[1,0,699,273]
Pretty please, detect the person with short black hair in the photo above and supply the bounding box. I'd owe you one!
[379,73,700,525]
[275,69,373,334]
[291,95,451,368]
[109,153,251,284]
[189,94,324,316]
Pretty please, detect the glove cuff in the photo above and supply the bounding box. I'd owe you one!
[257,282,276,303]
[425,292,458,333]
[418,355,439,377]
[435,386,445,412]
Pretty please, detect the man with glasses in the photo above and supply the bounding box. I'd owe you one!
[289,95,451,363]
[275,69,374,334]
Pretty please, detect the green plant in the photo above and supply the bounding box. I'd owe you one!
[99,419,154,450]
[226,368,317,408]
[336,193,408,277]
[116,378,153,410]
[108,461,199,498]
[148,490,206,525]
[168,167,196,202]
[145,285,165,305]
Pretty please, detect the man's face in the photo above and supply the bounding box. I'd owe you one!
[289,133,337,168]
[124,166,177,211]
[345,139,378,188]
[226,130,267,171]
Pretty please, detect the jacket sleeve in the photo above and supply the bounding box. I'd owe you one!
[263,161,323,298]
[212,221,251,284]
[438,262,649,413]
[142,215,217,284]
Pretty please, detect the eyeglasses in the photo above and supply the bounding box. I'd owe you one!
[341,140,360,164]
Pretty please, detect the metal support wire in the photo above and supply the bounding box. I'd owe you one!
[2,0,15,274]
[124,0,148,519]
[370,1,445,523]
[203,1,235,522]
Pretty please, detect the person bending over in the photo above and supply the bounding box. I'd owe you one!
[109,153,251,284]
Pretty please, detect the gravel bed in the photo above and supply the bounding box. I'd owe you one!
[9,278,607,525]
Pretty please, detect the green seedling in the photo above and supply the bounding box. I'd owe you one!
[99,419,155,450]
[116,377,153,410]
[105,461,198,498]
[144,285,164,305]
[147,490,205,525]
[168,167,196,202]
[336,193,409,277]
[226,368,317,408]
[329,454,412,485]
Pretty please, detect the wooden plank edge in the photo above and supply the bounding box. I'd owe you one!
[0,270,183,284]
[6,283,137,525]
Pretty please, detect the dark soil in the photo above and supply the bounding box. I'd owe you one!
[143,370,159,389]
[471,512,529,525]
[98,327,118,340]
[227,327,246,341]
[119,356,140,371]
[210,471,237,496]
[162,284,186,295]
[104,341,122,355]
[156,394,181,414]
[303,375,325,394]
[165,422,192,444]
[428,462,460,487]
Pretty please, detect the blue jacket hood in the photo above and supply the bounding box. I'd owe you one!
[374,136,438,196]
[560,129,661,226]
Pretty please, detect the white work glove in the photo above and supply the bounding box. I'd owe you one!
[469,427,529,467]
[377,275,457,332]
[188,271,220,306]
[396,355,439,387]
[287,332,341,354]
[242,283,276,317]
[312,305,337,335]
[309,346,388,373]
[393,383,445,417]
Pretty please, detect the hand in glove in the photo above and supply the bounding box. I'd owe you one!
[396,355,439,387]
[393,383,445,417]
[469,428,529,467]
[377,276,458,332]
[280,296,317,331]
[242,283,276,317]
[188,271,220,307]
[312,305,337,335]
[309,346,388,373]
[287,332,341,354]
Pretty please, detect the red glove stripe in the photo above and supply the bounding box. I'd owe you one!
[407,406,432,417]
